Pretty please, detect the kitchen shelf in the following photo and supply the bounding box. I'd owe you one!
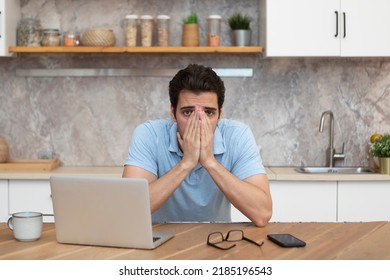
[8,46,263,54]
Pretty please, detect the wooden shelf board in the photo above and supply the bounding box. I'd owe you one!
[9,46,263,54]
[0,158,60,171]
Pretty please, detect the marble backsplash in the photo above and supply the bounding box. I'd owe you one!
[1,0,390,167]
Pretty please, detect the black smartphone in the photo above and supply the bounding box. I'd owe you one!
[267,233,306,248]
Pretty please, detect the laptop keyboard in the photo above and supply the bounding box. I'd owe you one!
[153,237,161,242]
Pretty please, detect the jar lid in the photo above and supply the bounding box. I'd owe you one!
[208,15,222,19]
[20,17,41,23]
[140,15,153,20]
[125,14,138,19]
[157,15,170,20]
[43,29,60,34]
[64,31,80,38]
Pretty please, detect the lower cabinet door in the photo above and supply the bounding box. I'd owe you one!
[338,181,390,222]
[0,180,9,222]
[8,180,54,222]
[231,205,250,222]
[270,181,337,222]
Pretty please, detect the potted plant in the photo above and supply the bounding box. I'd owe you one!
[182,12,199,47]
[228,13,252,46]
[370,133,390,174]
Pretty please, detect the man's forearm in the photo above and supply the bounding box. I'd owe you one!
[203,160,272,227]
[148,161,193,212]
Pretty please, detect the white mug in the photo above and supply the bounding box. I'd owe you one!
[7,212,43,242]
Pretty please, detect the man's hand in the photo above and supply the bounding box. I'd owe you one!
[177,111,200,169]
[177,109,217,170]
[199,111,216,168]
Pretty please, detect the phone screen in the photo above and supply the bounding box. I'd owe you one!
[267,233,306,248]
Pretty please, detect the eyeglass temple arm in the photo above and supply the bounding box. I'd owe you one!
[243,236,264,247]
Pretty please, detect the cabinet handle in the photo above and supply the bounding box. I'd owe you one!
[343,12,346,38]
[334,11,339,37]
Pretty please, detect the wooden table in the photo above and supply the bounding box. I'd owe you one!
[1,222,389,260]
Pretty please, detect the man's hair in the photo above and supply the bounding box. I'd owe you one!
[169,64,225,113]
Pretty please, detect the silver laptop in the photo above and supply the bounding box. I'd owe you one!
[50,175,174,249]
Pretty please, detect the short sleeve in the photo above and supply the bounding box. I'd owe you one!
[231,126,266,180]
[124,123,158,176]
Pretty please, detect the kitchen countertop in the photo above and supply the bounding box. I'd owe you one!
[268,167,390,181]
[0,166,124,180]
[1,166,390,181]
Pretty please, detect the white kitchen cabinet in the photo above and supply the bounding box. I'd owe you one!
[338,181,390,222]
[231,205,250,222]
[0,0,20,56]
[269,181,337,222]
[232,181,338,222]
[263,0,390,57]
[8,180,54,222]
[0,180,8,221]
[3,177,390,224]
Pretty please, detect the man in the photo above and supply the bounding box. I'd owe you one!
[123,64,272,227]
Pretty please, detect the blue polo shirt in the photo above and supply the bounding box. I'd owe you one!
[125,118,265,222]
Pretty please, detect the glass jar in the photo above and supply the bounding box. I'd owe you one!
[41,29,61,46]
[123,14,138,47]
[17,18,42,46]
[157,15,170,46]
[63,31,80,46]
[140,15,154,47]
[207,15,221,47]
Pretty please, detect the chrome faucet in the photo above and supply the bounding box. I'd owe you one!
[319,111,345,167]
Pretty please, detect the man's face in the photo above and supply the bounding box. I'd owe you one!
[170,90,222,138]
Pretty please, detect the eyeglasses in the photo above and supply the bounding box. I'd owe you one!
[207,229,264,250]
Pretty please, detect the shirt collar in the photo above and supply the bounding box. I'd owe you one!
[168,121,226,156]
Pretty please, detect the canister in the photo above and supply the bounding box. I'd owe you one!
[41,29,61,46]
[157,15,170,46]
[140,15,154,47]
[123,14,138,47]
[17,18,42,46]
[63,31,80,47]
[207,15,221,46]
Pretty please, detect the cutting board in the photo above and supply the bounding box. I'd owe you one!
[0,158,60,171]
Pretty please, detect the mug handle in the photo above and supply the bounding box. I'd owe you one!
[7,217,13,231]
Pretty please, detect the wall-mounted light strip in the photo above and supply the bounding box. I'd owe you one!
[15,68,253,78]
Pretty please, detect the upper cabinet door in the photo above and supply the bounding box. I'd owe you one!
[264,0,390,57]
[0,0,20,57]
[341,0,390,56]
[265,0,340,57]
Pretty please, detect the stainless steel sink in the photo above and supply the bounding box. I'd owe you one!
[295,167,377,174]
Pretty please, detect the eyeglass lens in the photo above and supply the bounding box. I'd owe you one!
[207,229,263,250]
[208,232,236,250]
[226,230,244,241]
[208,232,224,244]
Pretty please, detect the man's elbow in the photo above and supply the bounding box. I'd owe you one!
[252,210,272,227]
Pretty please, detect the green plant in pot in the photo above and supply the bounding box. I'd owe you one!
[183,12,198,25]
[182,12,199,47]
[228,13,252,46]
[370,133,390,174]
